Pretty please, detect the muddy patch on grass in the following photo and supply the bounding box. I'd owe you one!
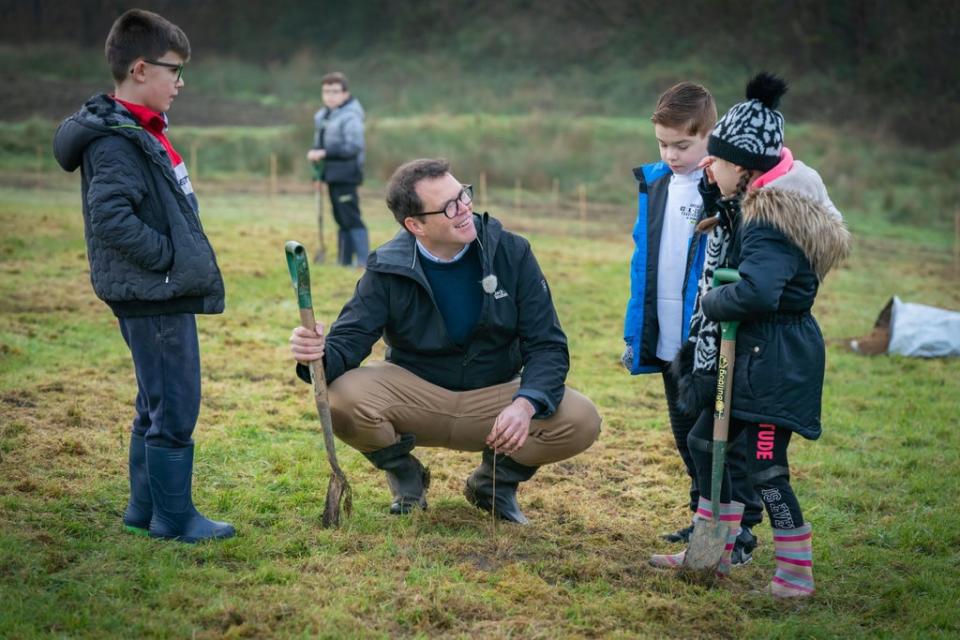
[1,389,37,408]
[14,478,38,493]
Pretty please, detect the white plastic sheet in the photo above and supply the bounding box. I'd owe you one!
[888,296,960,358]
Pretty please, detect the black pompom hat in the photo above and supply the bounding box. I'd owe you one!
[708,72,789,171]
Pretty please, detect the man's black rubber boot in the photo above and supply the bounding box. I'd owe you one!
[363,433,430,515]
[122,432,152,536]
[661,521,695,544]
[145,443,235,543]
[463,449,538,524]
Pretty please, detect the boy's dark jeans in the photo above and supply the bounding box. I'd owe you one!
[661,366,763,527]
[328,182,367,266]
[327,182,364,230]
[119,314,201,449]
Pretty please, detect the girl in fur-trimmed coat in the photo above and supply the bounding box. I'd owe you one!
[649,73,851,598]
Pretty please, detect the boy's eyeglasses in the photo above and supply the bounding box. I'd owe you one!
[419,185,473,218]
[133,59,185,82]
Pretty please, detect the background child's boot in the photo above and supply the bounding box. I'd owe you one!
[349,228,369,266]
[768,523,815,597]
[122,432,152,536]
[337,229,352,266]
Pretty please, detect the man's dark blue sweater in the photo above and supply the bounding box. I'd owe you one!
[419,241,545,413]
[418,242,483,345]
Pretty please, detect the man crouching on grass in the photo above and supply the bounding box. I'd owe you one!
[289,158,601,523]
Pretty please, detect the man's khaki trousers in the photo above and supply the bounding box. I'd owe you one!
[328,361,601,467]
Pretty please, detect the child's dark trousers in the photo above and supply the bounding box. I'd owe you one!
[662,366,763,527]
[687,410,805,529]
[119,314,201,449]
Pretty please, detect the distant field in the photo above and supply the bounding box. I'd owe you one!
[4,111,960,234]
[1,176,958,638]
[4,40,960,232]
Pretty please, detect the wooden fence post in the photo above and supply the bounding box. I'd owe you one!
[954,209,959,276]
[552,178,560,208]
[269,153,278,198]
[479,172,488,210]
[190,143,198,184]
[514,178,522,212]
[578,183,587,227]
[33,145,43,189]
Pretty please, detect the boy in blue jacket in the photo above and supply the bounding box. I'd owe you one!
[53,9,234,543]
[622,83,759,562]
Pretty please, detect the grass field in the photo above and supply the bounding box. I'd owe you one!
[1,171,959,638]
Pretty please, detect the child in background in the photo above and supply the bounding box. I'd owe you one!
[651,73,850,596]
[623,83,761,563]
[54,9,234,543]
[307,71,369,267]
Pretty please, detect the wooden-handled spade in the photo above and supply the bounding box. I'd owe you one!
[285,240,352,528]
[684,267,742,570]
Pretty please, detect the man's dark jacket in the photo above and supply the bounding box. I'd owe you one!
[298,213,569,417]
[53,94,224,317]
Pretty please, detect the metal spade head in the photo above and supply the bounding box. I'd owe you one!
[683,517,731,570]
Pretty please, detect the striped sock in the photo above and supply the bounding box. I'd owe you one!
[770,523,815,597]
[715,501,745,576]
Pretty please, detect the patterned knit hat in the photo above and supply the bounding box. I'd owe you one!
[708,73,788,172]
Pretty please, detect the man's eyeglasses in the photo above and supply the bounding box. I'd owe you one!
[420,184,473,218]
[133,59,185,82]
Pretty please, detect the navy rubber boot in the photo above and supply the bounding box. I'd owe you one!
[363,433,430,514]
[348,228,370,267]
[122,433,152,536]
[464,449,538,524]
[145,443,235,543]
[337,229,353,266]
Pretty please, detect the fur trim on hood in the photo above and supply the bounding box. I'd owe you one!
[743,179,851,281]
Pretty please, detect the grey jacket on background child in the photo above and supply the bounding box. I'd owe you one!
[313,96,366,184]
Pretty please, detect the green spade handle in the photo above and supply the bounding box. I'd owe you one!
[713,268,741,339]
[285,241,313,312]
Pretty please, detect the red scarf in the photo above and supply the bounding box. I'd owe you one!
[113,97,183,167]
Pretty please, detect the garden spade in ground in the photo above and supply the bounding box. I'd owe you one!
[684,267,741,571]
[285,240,351,527]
